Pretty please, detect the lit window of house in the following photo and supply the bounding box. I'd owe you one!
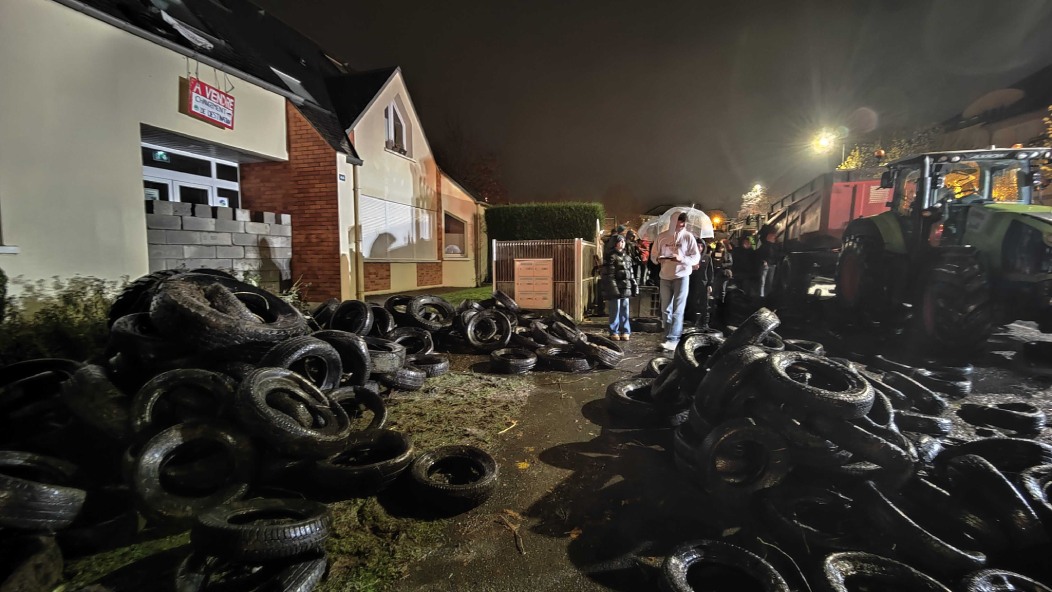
[444,213,467,257]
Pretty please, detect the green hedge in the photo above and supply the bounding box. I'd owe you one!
[485,202,604,241]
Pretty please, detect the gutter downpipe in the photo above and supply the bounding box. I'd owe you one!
[353,165,366,301]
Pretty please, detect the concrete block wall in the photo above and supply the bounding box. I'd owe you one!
[144,200,292,294]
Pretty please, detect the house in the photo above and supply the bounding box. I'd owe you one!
[0,0,487,299]
[940,63,1052,150]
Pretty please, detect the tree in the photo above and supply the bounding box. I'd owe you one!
[737,184,771,218]
[836,125,943,170]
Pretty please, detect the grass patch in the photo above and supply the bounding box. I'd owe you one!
[438,285,493,307]
[64,532,190,589]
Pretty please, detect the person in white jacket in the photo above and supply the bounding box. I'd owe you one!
[650,212,701,350]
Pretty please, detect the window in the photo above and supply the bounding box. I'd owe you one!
[141,143,241,207]
[894,167,922,217]
[384,99,411,157]
[360,195,436,260]
[444,213,467,257]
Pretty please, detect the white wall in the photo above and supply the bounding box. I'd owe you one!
[0,0,287,290]
[440,173,479,287]
[337,156,358,299]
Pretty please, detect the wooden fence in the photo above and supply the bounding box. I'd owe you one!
[492,239,597,321]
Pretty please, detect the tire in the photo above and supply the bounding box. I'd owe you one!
[537,346,593,372]
[490,348,538,374]
[549,321,584,343]
[958,403,1046,434]
[328,299,374,335]
[530,321,569,347]
[130,420,254,526]
[835,235,887,317]
[934,438,1052,475]
[509,329,544,352]
[362,337,407,374]
[492,290,522,314]
[327,386,387,432]
[130,369,237,440]
[551,308,576,328]
[61,364,131,442]
[918,247,993,353]
[755,484,859,554]
[574,333,624,369]
[959,570,1052,592]
[410,445,498,513]
[883,371,949,415]
[895,410,953,436]
[660,539,790,592]
[383,294,414,326]
[807,414,915,487]
[632,318,662,333]
[605,378,657,420]
[175,551,327,592]
[696,419,791,496]
[149,274,310,361]
[109,312,192,362]
[191,498,331,562]
[259,336,343,392]
[706,307,780,370]
[650,362,688,411]
[107,270,182,327]
[1019,465,1052,526]
[376,366,427,391]
[0,451,86,532]
[900,477,1010,555]
[465,309,513,353]
[748,398,850,469]
[944,454,1047,549]
[311,429,414,496]
[310,298,340,329]
[762,352,873,419]
[311,330,372,387]
[821,552,952,592]
[696,346,768,422]
[234,368,351,458]
[386,327,435,356]
[784,339,826,356]
[369,304,396,336]
[406,354,450,378]
[914,371,972,398]
[674,333,723,379]
[407,296,455,332]
[642,356,672,379]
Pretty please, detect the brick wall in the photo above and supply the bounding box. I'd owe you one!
[145,201,291,294]
[416,262,442,287]
[240,101,340,301]
[364,262,390,292]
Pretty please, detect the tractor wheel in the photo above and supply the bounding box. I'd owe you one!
[835,236,884,316]
[919,248,993,352]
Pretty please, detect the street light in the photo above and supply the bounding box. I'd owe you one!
[813,128,847,163]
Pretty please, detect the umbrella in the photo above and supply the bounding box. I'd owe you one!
[637,207,714,241]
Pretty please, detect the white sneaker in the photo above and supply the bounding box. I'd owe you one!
[660,340,677,351]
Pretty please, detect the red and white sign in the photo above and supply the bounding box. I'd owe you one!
[187,77,235,129]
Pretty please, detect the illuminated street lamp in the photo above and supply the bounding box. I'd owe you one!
[813,128,847,163]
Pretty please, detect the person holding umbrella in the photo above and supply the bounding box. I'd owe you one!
[651,212,701,351]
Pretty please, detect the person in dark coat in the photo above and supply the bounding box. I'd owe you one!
[756,228,782,299]
[684,236,715,329]
[603,224,626,258]
[600,234,638,340]
[712,239,733,304]
[733,235,761,298]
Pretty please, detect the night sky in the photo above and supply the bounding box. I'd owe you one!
[254,0,1052,218]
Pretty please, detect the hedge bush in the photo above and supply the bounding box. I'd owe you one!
[485,202,604,241]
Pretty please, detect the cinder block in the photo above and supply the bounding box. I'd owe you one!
[259,236,291,248]
[193,204,214,218]
[146,214,181,230]
[148,258,167,272]
[270,224,292,237]
[182,216,217,231]
[178,258,232,270]
[216,246,244,258]
[184,245,217,258]
[268,247,292,259]
[147,229,167,244]
[145,201,174,215]
[241,246,261,258]
[199,232,233,246]
[245,222,271,235]
[234,209,252,221]
[232,233,259,246]
[279,213,292,225]
[250,211,277,224]
[172,202,193,216]
[165,230,202,245]
[149,245,183,259]
[233,259,264,271]
[214,207,234,220]
[215,219,245,233]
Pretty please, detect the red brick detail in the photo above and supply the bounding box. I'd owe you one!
[364,263,391,292]
[240,101,342,300]
[417,262,443,287]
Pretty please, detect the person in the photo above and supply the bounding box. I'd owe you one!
[650,212,701,350]
[712,239,733,304]
[733,235,760,298]
[604,224,626,258]
[600,234,638,341]
[625,229,646,287]
[756,228,781,299]
[684,236,714,330]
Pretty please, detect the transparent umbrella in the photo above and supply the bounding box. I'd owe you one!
[637,207,714,241]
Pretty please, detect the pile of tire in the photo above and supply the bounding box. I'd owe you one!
[0,271,500,591]
[603,307,1052,590]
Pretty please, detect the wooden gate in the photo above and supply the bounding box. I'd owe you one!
[492,239,597,321]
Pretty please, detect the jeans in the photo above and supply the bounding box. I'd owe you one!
[659,276,690,342]
[607,298,631,335]
[760,265,777,298]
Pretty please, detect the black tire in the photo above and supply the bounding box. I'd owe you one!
[310,298,340,329]
[762,352,873,419]
[369,304,396,336]
[835,235,888,317]
[407,295,456,332]
[328,299,374,335]
[959,570,1052,592]
[234,368,351,458]
[61,364,131,442]
[574,333,624,369]
[551,308,576,328]
[406,353,451,378]
[914,371,972,398]
[632,318,662,333]
[748,398,850,469]
[549,321,584,343]
[784,339,826,356]
[706,307,780,370]
[529,320,569,347]
[660,539,790,592]
[1019,465,1052,526]
[807,414,915,487]
[958,403,1046,434]
[149,274,310,360]
[605,378,657,420]
[934,437,1052,475]
[821,552,952,592]
[376,366,427,391]
[130,420,254,526]
[509,328,544,351]
[696,345,768,422]
[410,445,498,513]
[311,429,414,496]
[383,294,414,326]
[327,386,387,432]
[883,371,949,415]
[107,269,182,327]
[490,348,538,374]
[697,419,791,496]
[130,369,237,440]
[259,336,343,392]
[674,333,723,379]
[537,346,593,372]
[755,484,860,554]
[900,476,1010,555]
[642,356,672,379]
[109,312,192,362]
[943,454,1047,549]
[191,498,331,562]
[492,290,522,314]
[175,551,327,592]
[895,410,953,436]
[362,337,407,374]
[0,451,86,532]
[918,247,993,353]
[386,327,435,356]
[311,330,372,387]
[650,362,687,411]
[465,309,513,353]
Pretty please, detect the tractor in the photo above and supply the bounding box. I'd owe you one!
[834,147,1052,352]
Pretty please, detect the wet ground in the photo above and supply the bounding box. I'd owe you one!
[398,305,1052,591]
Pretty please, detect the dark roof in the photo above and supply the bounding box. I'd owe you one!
[67,0,358,158]
[944,62,1052,130]
[326,68,399,131]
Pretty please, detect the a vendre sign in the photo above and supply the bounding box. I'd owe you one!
[187,77,235,129]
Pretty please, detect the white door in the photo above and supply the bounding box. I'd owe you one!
[175,181,212,206]
[143,176,173,202]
